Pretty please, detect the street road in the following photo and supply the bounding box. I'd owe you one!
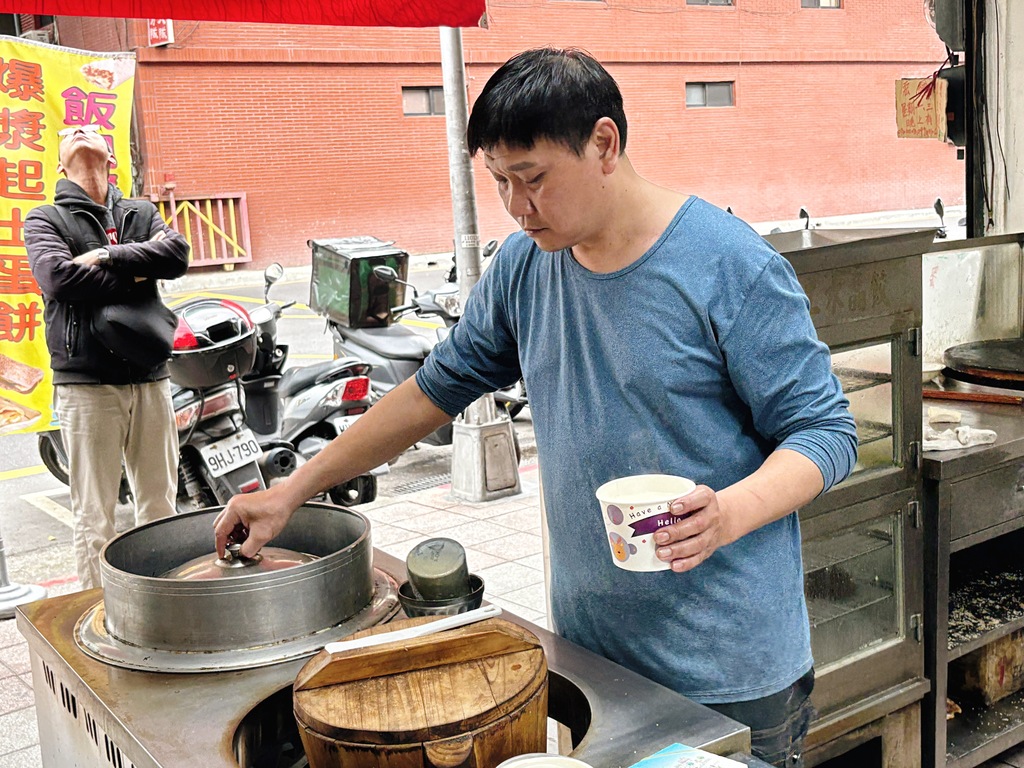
[0,258,535,588]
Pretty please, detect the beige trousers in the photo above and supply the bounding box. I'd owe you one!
[56,381,178,590]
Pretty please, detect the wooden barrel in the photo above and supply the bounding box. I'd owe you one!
[293,616,549,768]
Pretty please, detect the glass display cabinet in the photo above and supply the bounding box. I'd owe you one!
[767,228,937,766]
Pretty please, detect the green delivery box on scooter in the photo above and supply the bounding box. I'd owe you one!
[308,236,410,329]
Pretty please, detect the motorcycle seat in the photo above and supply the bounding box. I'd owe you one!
[279,357,368,399]
[341,325,434,361]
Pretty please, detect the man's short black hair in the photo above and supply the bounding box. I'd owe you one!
[467,47,627,157]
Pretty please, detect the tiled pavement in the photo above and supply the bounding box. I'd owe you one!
[0,464,547,766]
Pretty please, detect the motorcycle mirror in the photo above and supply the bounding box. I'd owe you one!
[373,264,417,298]
[934,197,948,239]
[483,239,499,259]
[263,263,284,301]
[265,263,284,284]
[372,265,399,283]
[799,207,810,230]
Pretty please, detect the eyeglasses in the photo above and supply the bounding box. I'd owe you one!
[57,125,103,137]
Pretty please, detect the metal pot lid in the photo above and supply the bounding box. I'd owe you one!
[163,542,319,580]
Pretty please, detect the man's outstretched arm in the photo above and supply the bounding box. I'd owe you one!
[214,376,453,558]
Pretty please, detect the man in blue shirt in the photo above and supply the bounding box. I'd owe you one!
[217,48,857,767]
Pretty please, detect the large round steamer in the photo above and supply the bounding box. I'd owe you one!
[76,503,400,673]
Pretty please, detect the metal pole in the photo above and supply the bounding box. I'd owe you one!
[440,24,493,427]
[965,0,986,237]
[440,26,520,501]
[0,523,46,620]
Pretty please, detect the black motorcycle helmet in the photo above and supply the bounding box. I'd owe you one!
[169,299,257,389]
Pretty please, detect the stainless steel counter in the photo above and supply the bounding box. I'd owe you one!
[922,400,1024,483]
[16,550,750,768]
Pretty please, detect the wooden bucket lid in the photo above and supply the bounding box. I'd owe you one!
[293,616,547,744]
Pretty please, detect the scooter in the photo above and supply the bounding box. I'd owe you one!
[172,377,271,511]
[327,241,528,447]
[241,263,385,505]
[37,300,287,513]
[40,277,384,509]
[170,295,301,511]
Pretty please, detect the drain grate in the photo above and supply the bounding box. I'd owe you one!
[390,473,451,494]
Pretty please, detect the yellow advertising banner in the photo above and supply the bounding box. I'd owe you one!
[0,35,135,435]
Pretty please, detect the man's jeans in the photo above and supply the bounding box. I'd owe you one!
[707,670,816,768]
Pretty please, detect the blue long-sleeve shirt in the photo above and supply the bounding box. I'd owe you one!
[417,197,857,703]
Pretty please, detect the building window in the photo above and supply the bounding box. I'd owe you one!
[687,0,734,5]
[685,82,735,108]
[1,13,53,35]
[801,0,841,7]
[402,87,445,116]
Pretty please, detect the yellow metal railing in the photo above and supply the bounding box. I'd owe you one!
[156,192,253,269]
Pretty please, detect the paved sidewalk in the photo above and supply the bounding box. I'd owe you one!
[0,465,546,766]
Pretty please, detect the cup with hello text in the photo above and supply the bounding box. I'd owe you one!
[595,474,697,572]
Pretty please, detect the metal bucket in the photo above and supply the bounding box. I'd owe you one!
[76,503,399,672]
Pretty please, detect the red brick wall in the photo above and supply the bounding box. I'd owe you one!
[58,2,963,267]
[54,16,128,52]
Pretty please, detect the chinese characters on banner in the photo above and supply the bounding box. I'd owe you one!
[0,35,135,435]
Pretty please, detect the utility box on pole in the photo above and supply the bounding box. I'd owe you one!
[439,25,520,502]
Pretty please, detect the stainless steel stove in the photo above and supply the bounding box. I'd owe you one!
[17,548,750,768]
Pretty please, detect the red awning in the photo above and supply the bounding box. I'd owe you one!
[3,0,487,27]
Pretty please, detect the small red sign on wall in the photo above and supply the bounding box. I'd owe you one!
[147,19,174,47]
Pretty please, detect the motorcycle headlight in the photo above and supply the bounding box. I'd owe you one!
[435,292,462,318]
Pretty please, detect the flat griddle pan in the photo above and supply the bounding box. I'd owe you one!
[942,338,1024,390]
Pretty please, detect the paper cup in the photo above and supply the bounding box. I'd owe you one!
[595,474,696,572]
[497,755,594,768]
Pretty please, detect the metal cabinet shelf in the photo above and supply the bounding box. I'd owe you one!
[947,567,1024,657]
[834,367,894,394]
[804,528,894,572]
[923,403,1024,768]
[946,686,1024,768]
[858,419,896,447]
